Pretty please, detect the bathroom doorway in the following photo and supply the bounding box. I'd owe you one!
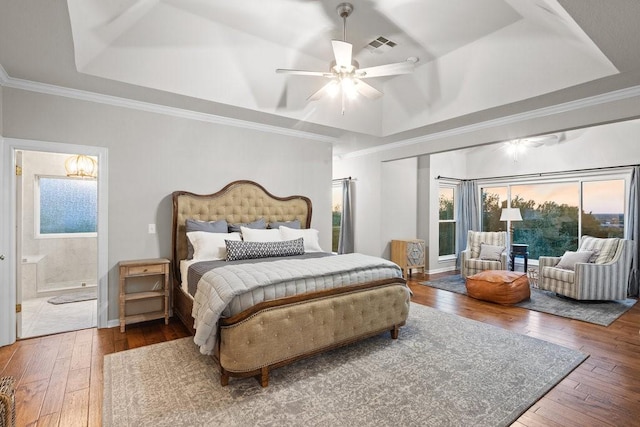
[17,150,99,338]
[1,138,108,347]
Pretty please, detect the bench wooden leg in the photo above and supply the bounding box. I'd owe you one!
[258,367,269,387]
[390,325,399,339]
[220,369,229,386]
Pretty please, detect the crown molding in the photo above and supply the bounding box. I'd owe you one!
[339,84,640,159]
[0,64,337,144]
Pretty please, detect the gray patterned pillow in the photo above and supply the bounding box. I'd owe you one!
[226,238,304,261]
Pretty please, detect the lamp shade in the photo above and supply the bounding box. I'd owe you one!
[500,208,522,222]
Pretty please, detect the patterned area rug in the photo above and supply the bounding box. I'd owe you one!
[47,290,97,305]
[103,303,586,427]
[422,274,636,326]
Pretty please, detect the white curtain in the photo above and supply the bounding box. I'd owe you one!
[456,180,480,267]
[626,166,639,297]
[338,179,354,254]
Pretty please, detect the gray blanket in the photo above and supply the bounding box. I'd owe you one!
[191,253,403,355]
[186,253,332,297]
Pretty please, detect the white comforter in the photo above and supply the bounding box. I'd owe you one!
[191,253,403,355]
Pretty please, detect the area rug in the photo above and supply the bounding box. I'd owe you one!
[103,303,587,427]
[47,290,97,304]
[421,274,636,326]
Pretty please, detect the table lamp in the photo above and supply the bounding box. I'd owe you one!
[500,207,522,247]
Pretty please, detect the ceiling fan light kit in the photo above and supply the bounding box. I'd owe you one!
[276,2,418,114]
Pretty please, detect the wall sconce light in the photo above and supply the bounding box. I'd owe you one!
[65,154,97,179]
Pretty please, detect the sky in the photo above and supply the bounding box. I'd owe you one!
[489,180,625,214]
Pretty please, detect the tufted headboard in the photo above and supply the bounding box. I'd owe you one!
[171,180,312,282]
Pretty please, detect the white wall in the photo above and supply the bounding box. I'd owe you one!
[2,88,333,324]
[462,120,640,179]
[380,157,418,259]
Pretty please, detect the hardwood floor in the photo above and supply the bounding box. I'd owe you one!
[1,271,639,426]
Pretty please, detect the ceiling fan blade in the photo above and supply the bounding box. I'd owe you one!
[276,69,332,77]
[331,40,353,70]
[357,60,416,78]
[354,80,383,100]
[307,80,339,101]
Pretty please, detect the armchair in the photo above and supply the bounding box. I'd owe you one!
[538,236,634,300]
[461,231,508,278]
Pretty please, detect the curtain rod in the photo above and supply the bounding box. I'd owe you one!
[436,164,638,182]
[332,176,356,182]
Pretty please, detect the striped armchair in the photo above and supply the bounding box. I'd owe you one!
[461,231,508,278]
[538,236,634,300]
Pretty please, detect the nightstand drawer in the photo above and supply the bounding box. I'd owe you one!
[126,264,165,276]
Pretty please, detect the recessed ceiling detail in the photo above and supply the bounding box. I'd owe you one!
[65,0,618,137]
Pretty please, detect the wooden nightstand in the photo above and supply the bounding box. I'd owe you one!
[391,239,426,278]
[118,258,170,332]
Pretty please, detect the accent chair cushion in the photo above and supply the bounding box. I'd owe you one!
[556,250,593,271]
[478,244,505,261]
[465,270,530,305]
[468,231,506,258]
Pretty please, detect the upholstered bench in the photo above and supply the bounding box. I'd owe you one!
[465,270,530,305]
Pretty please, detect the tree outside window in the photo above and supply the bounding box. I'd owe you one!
[481,179,625,259]
[439,186,455,256]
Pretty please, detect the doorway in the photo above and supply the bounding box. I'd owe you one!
[0,138,108,346]
[18,150,98,338]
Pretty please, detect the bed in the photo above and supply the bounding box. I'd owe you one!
[171,180,410,387]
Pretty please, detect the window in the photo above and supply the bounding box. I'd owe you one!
[332,184,343,252]
[511,182,579,259]
[581,180,625,239]
[482,186,507,232]
[481,177,626,259]
[36,176,97,237]
[439,186,455,256]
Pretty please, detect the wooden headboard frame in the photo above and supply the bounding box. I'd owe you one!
[171,180,312,282]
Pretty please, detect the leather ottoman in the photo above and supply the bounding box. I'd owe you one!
[465,270,530,305]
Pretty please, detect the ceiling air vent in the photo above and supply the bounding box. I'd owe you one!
[366,36,396,54]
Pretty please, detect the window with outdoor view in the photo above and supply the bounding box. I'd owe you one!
[481,178,625,260]
[482,186,508,232]
[439,186,455,256]
[332,184,343,252]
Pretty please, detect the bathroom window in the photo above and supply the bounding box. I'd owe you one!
[35,176,97,237]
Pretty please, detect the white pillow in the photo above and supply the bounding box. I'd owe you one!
[279,226,323,252]
[187,231,241,260]
[240,226,283,242]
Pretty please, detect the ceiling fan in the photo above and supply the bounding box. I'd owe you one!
[276,2,419,114]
